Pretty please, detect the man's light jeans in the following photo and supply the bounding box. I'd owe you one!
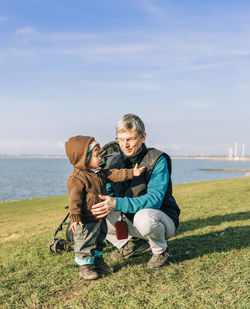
[106,209,176,255]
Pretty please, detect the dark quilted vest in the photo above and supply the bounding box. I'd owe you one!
[105,147,180,229]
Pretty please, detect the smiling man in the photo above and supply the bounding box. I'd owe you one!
[91,113,180,269]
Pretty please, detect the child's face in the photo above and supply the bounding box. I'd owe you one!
[87,146,101,169]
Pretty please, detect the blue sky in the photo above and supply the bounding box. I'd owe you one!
[0,0,249,156]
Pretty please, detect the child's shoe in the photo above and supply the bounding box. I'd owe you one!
[79,264,98,280]
[94,256,114,273]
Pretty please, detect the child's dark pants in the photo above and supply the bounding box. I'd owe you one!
[74,220,107,265]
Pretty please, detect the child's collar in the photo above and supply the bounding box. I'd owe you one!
[87,168,101,173]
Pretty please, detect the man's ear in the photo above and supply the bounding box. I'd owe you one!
[142,132,146,143]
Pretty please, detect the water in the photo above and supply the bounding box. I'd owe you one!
[0,158,250,202]
[172,158,250,184]
[0,158,72,202]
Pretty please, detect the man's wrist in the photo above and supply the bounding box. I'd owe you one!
[111,197,116,210]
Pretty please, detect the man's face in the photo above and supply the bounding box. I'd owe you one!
[117,129,146,157]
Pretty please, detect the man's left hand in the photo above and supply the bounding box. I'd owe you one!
[91,195,116,219]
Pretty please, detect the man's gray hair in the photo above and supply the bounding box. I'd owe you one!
[116,113,145,137]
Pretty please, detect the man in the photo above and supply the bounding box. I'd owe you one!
[91,113,180,269]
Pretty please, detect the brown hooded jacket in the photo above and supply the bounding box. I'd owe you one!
[65,135,134,223]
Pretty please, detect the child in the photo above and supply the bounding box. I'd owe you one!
[65,135,144,280]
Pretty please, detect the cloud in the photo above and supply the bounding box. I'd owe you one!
[94,44,150,55]
[82,80,161,90]
[0,52,4,64]
[57,141,65,149]
[230,50,250,56]
[152,144,191,152]
[9,48,37,56]
[15,26,37,35]
[143,3,165,19]
[152,144,168,151]
[168,144,188,151]
[14,27,97,41]
[182,62,231,71]
[0,16,7,22]
[33,31,98,42]
[235,84,250,91]
[135,0,175,22]
[6,16,250,75]
[0,138,66,155]
[0,97,35,108]
[185,101,216,109]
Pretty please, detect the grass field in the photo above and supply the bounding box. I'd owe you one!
[0,177,249,308]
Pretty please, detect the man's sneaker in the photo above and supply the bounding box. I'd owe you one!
[79,264,98,280]
[94,257,114,273]
[147,249,169,269]
[111,238,150,260]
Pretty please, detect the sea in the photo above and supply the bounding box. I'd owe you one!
[0,157,250,202]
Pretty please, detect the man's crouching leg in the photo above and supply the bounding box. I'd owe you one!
[106,211,149,260]
[133,209,176,269]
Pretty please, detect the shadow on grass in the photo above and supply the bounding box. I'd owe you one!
[112,256,150,272]
[106,212,250,270]
[110,225,249,270]
[178,211,250,235]
[170,225,250,263]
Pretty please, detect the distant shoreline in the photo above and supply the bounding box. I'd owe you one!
[1,155,250,161]
[172,156,250,161]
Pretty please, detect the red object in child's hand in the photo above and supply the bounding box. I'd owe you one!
[115,220,128,240]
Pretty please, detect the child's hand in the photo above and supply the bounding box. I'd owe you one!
[133,163,145,176]
[69,221,83,233]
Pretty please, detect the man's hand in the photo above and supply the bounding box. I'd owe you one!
[133,163,145,177]
[69,221,83,233]
[91,195,116,219]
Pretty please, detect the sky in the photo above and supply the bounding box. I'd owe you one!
[0,0,250,156]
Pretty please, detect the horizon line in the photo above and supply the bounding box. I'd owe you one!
[1,154,250,159]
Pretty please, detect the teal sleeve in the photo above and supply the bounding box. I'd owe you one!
[106,183,114,196]
[114,156,169,213]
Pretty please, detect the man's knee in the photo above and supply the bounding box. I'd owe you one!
[133,209,160,236]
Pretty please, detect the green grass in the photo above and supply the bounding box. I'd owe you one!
[0,177,249,308]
